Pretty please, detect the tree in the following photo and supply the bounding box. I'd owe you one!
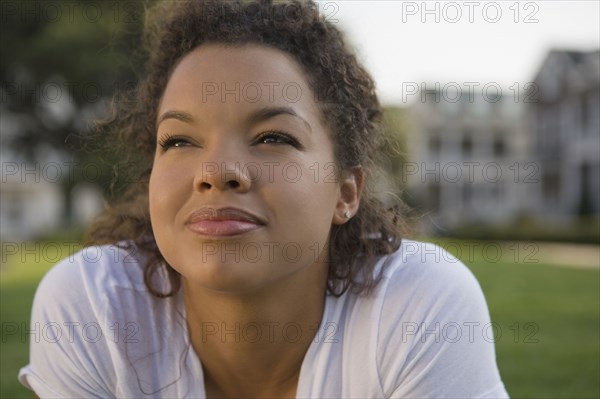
[1,0,148,226]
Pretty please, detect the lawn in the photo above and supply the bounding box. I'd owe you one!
[432,238,600,399]
[1,240,598,398]
[1,241,82,398]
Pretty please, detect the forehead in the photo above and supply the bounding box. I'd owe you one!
[158,44,319,115]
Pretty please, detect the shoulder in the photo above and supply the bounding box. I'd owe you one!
[378,239,486,313]
[373,239,493,358]
[382,239,479,284]
[334,239,485,332]
[31,243,154,315]
[36,243,146,298]
[369,240,508,398]
[20,243,193,397]
[19,244,148,397]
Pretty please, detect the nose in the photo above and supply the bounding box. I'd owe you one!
[193,160,252,193]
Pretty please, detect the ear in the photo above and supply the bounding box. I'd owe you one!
[332,166,364,225]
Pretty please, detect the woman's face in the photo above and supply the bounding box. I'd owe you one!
[149,44,354,294]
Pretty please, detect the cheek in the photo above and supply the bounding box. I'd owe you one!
[269,165,340,230]
[149,162,192,268]
[149,161,191,222]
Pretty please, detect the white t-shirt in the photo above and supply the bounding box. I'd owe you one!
[19,240,509,398]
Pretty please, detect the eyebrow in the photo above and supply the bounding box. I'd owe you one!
[156,106,312,132]
[248,106,312,133]
[157,110,195,126]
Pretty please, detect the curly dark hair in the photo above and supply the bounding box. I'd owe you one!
[87,0,408,298]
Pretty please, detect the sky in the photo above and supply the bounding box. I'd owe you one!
[315,0,600,105]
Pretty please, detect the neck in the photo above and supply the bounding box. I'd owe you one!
[183,262,328,399]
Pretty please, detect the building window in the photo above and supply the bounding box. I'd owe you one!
[428,183,440,211]
[578,162,592,216]
[493,134,506,157]
[543,169,560,202]
[429,134,441,156]
[5,191,24,226]
[463,183,472,207]
[461,133,473,158]
[490,181,503,203]
[580,91,588,132]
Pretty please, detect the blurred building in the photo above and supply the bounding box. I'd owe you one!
[0,171,65,241]
[0,108,63,241]
[406,88,531,232]
[0,158,104,242]
[0,107,104,242]
[403,49,600,234]
[530,49,600,220]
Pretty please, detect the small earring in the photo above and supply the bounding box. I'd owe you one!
[344,210,351,219]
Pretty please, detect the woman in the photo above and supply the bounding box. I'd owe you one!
[19,1,509,397]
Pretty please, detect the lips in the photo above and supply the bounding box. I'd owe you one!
[185,207,265,237]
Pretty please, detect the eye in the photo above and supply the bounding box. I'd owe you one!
[255,130,302,149]
[158,134,192,150]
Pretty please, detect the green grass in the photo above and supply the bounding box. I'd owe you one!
[472,260,599,398]
[1,240,599,398]
[432,238,600,399]
[1,242,81,398]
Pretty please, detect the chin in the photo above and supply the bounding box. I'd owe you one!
[179,260,273,295]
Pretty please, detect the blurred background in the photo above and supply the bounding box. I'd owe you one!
[1,0,598,397]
